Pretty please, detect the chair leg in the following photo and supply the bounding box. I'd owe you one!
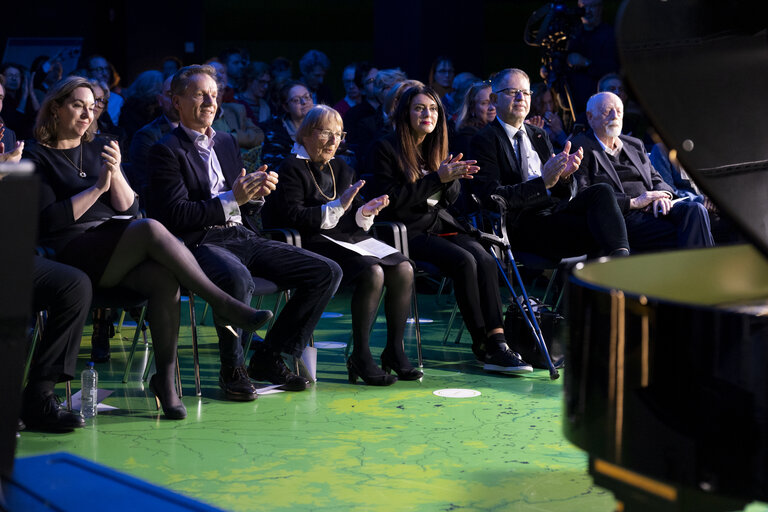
[24,310,46,385]
[65,380,72,412]
[175,354,183,399]
[122,306,148,383]
[411,284,423,368]
[442,302,459,345]
[188,294,201,397]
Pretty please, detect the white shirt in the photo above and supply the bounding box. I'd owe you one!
[180,123,242,224]
[291,143,373,231]
[595,133,624,156]
[496,118,543,180]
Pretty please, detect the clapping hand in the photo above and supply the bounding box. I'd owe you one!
[101,140,121,175]
[361,194,389,217]
[541,141,583,188]
[436,153,479,183]
[0,138,24,163]
[234,166,277,204]
[340,180,365,210]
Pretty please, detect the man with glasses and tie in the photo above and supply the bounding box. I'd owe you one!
[469,67,630,260]
[148,65,342,401]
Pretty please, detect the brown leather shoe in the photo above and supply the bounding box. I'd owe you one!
[219,364,258,401]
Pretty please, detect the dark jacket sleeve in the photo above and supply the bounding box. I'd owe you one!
[469,127,551,211]
[146,140,226,233]
[366,137,445,212]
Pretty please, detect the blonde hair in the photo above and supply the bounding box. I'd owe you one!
[34,76,96,146]
[295,105,343,146]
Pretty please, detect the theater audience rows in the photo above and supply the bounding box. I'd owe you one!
[2,9,731,432]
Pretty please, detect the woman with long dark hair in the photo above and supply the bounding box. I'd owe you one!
[368,85,532,374]
[22,76,273,419]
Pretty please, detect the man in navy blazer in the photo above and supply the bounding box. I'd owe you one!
[572,92,714,252]
[148,65,342,400]
[469,68,629,259]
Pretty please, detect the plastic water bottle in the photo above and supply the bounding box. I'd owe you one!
[80,362,98,418]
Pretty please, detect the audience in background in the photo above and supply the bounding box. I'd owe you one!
[333,63,361,117]
[236,61,273,125]
[259,79,314,169]
[299,49,333,105]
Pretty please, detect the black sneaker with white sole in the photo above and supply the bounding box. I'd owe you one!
[483,343,533,373]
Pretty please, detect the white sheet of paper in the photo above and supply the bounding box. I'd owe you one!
[255,384,285,395]
[64,389,117,411]
[321,235,399,258]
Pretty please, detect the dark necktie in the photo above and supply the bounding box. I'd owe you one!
[514,130,528,179]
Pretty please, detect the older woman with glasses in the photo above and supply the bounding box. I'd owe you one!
[259,79,313,169]
[268,105,421,386]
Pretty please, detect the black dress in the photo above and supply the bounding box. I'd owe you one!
[24,138,139,283]
[269,153,408,285]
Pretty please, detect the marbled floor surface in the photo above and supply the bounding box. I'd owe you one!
[15,292,768,512]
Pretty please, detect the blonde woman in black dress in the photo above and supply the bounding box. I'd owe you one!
[271,105,422,385]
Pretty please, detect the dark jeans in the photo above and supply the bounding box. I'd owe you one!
[193,225,342,365]
[30,256,92,382]
[409,232,503,345]
[624,200,714,252]
[511,183,629,259]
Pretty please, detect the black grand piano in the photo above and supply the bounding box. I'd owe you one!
[564,1,768,511]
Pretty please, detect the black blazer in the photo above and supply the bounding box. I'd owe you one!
[571,131,675,214]
[147,125,259,246]
[366,134,465,237]
[469,118,575,214]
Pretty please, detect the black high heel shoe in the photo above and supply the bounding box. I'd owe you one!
[380,350,423,381]
[148,375,187,420]
[214,300,273,334]
[346,358,397,386]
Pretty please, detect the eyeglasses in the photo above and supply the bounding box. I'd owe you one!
[288,93,312,105]
[314,128,346,142]
[363,78,375,85]
[90,66,110,74]
[94,97,108,106]
[496,88,532,98]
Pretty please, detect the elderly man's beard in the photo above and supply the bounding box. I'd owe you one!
[606,123,622,138]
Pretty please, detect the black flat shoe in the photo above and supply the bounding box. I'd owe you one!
[380,350,423,381]
[149,375,187,420]
[347,357,397,386]
[215,302,273,334]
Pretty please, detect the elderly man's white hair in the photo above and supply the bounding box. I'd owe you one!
[586,91,623,115]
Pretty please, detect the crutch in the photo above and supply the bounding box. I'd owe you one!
[474,194,560,380]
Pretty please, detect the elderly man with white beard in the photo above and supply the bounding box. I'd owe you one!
[572,92,714,252]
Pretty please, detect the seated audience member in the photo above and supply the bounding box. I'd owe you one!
[572,92,714,251]
[528,82,569,152]
[31,55,64,104]
[128,75,179,207]
[444,71,478,121]
[161,55,183,79]
[24,76,273,418]
[268,56,293,113]
[119,70,164,146]
[428,56,455,101]
[451,81,496,157]
[219,48,248,102]
[84,55,124,126]
[298,49,333,105]
[259,79,314,169]
[597,72,653,146]
[87,78,128,152]
[22,257,91,431]
[0,62,39,139]
[346,68,406,162]
[212,74,263,153]
[270,105,421,385]
[469,68,630,259]
[368,85,532,374]
[148,65,342,397]
[333,63,362,117]
[236,61,273,125]
[342,62,378,138]
[0,78,20,154]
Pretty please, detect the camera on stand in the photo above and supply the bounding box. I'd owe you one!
[524,1,585,123]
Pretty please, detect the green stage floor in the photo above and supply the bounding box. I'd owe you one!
[15,292,768,512]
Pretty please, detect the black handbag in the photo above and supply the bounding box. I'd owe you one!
[503,297,565,369]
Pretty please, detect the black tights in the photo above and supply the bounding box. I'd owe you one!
[350,261,414,373]
[99,219,257,407]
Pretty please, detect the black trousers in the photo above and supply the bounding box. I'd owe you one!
[30,256,92,382]
[193,225,342,364]
[409,232,503,345]
[510,183,629,259]
[624,201,714,252]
